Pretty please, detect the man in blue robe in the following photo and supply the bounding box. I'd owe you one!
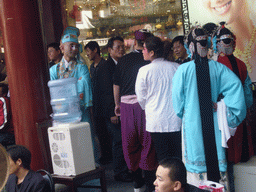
[49,26,92,123]
[172,27,246,186]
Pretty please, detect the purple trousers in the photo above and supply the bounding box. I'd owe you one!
[120,102,158,172]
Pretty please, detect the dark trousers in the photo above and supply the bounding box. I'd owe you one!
[94,116,112,159]
[94,115,127,175]
[150,131,182,162]
[106,120,128,175]
[227,162,235,192]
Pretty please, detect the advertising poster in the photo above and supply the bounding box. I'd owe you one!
[187,0,256,82]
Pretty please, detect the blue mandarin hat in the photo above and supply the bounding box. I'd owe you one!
[61,26,80,44]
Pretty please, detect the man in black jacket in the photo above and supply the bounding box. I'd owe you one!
[47,42,62,68]
[85,39,132,182]
[172,36,190,64]
[85,41,109,166]
[5,145,49,192]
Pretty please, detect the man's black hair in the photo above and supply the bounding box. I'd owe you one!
[84,41,101,55]
[0,83,8,96]
[47,42,60,51]
[163,40,174,61]
[159,157,187,188]
[144,36,164,58]
[172,36,185,47]
[137,39,148,47]
[7,145,31,170]
[106,36,124,49]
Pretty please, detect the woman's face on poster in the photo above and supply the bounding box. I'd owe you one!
[200,0,244,24]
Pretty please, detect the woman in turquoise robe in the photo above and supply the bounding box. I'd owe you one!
[172,59,246,175]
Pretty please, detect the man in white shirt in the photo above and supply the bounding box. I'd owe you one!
[136,36,182,162]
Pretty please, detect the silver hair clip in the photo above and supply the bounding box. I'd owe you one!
[195,35,208,41]
[220,34,233,40]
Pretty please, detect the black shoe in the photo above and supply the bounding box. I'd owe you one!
[114,171,133,182]
[99,157,112,165]
[134,178,145,188]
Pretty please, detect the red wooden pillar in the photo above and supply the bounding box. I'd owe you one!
[0,0,52,170]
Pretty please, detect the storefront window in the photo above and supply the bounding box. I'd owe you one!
[65,0,185,56]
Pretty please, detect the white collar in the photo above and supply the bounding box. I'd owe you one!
[63,58,73,68]
[112,58,118,65]
[151,57,165,63]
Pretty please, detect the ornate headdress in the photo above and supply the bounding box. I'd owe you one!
[212,22,236,55]
[185,26,209,58]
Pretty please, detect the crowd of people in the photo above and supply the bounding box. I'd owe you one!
[47,24,253,192]
[1,22,254,192]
